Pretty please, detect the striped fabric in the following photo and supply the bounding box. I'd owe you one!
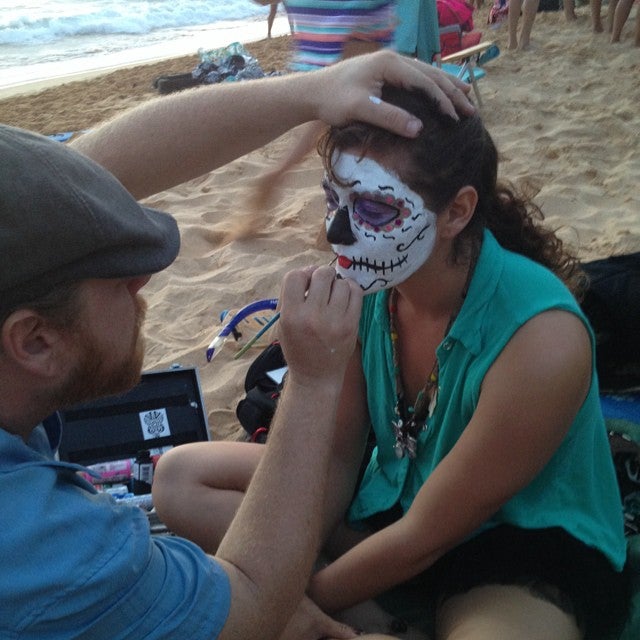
[284,1,397,71]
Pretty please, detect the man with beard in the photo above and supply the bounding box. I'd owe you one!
[0,124,362,640]
[0,52,474,640]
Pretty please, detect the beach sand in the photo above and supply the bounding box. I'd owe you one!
[2,8,638,441]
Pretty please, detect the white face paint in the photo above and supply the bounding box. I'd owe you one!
[324,153,437,293]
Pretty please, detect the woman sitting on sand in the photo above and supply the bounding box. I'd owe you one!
[153,86,630,640]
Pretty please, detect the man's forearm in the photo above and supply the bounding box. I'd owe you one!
[71,73,319,200]
[217,376,344,640]
[215,266,362,640]
[71,51,475,200]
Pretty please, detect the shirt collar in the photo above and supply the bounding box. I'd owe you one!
[448,229,503,355]
[0,423,98,489]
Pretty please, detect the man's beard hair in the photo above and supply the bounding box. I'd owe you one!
[53,295,147,409]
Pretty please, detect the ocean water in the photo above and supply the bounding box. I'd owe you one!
[0,0,289,89]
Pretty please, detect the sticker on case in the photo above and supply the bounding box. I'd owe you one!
[140,408,170,440]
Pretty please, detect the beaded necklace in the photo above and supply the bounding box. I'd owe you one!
[388,249,478,459]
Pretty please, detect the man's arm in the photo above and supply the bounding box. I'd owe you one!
[213,266,363,640]
[71,50,474,199]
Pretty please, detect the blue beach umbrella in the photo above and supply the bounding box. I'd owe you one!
[394,0,441,63]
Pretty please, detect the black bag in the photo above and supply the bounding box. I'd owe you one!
[581,252,640,392]
[609,431,640,537]
[236,341,287,443]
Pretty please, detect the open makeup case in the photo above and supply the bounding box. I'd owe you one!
[57,365,211,533]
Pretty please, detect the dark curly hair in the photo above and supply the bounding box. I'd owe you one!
[318,85,586,297]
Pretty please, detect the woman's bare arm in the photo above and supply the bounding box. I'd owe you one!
[308,310,592,612]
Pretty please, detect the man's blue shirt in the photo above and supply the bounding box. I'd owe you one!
[0,423,231,639]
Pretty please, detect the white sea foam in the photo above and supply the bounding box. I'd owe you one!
[0,0,289,89]
[0,0,265,46]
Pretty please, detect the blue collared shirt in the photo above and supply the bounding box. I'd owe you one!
[0,422,231,638]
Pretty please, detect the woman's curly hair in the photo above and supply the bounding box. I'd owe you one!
[318,85,586,297]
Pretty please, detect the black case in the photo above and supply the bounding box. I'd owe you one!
[57,366,210,466]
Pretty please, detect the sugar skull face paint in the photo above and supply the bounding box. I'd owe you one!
[324,152,437,293]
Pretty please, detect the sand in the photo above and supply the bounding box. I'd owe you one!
[0,36,293,132]
[2,7,639,441]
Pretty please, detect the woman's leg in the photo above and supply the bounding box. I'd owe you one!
[564,0,577,21]
[152,441,264,552]
[436,584,582,640]
[518,0,542,49]
[268,3,278,38]
[608,0,620,32]
[507,0,523,49]
[249,120,325,213]
[508,0,541,50]
[610,0,635,41]
[592,0,604,32]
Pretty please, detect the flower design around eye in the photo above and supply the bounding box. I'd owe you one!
[351,191,412,232]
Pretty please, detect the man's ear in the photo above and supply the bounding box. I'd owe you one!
[438,186,478,240]
[1,310,68,378]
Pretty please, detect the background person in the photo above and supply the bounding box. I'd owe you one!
[508,0,541,49]
[250,0,398,214]
[610,0,640,44]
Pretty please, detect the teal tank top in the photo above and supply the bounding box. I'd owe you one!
[350,230,627,571]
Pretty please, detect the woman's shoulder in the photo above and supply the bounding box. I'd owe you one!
[474,231,577,310]
[466,233,585,346]
[491,235,577,305]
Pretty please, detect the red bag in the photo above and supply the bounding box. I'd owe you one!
[437,0,475,31]
[437,0,477,57]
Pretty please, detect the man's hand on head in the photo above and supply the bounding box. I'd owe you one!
[310,50,475,136]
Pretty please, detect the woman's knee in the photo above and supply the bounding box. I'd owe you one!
[435,584,582,640]
[152,442,263,513]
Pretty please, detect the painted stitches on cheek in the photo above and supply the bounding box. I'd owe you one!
[337,252,410,281]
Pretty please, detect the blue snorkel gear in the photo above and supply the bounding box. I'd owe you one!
[206,297,278,362]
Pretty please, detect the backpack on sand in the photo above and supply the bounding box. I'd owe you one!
[581,252,640,392]
[236,341,286,443]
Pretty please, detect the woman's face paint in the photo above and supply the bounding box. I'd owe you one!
[324,153,437,293]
